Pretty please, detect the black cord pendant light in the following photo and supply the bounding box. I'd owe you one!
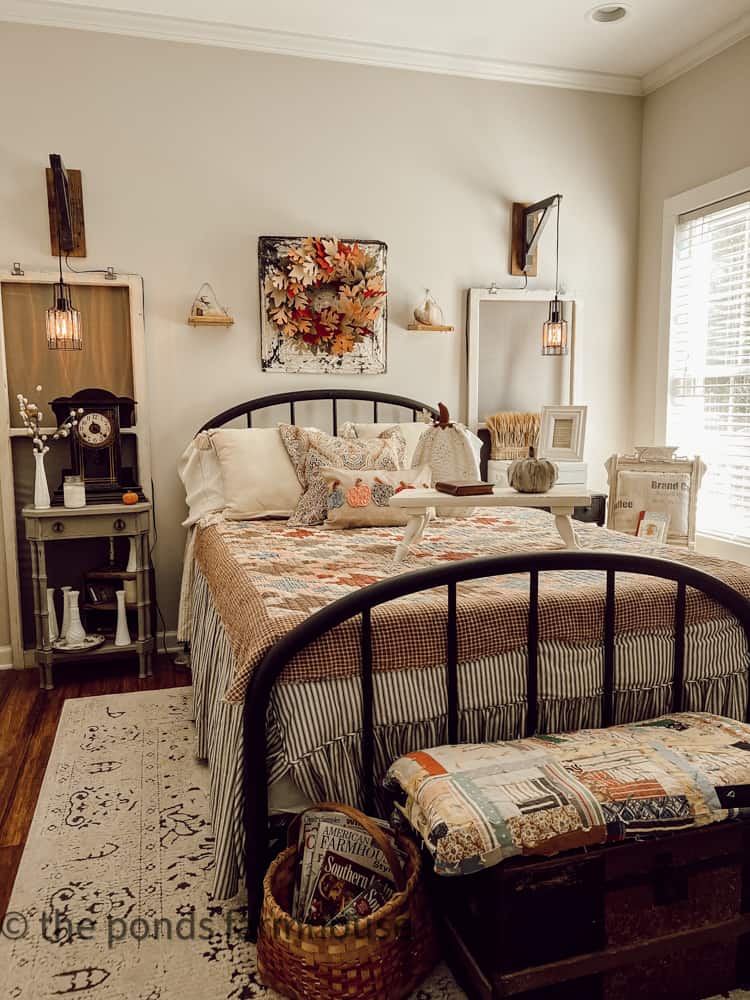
[541,197,568,356]
[47,155,82,350]
[46,263,83,350]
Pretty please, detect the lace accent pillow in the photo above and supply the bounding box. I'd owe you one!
[321,465,432,529]
[339,421,429,467]
[279,424,407,525]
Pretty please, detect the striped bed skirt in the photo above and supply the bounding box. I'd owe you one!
[190,569,749,900]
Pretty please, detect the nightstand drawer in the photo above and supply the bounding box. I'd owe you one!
[573,494,607,526]
[23,506,151,542]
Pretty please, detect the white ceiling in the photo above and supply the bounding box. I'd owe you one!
[2,0,750,94]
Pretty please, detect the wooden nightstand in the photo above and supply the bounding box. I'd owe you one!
[22,502,154,689]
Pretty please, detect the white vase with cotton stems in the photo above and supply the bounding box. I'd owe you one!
[17,387,83,509]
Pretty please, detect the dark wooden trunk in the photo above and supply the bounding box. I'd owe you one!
[433,819,750,1000]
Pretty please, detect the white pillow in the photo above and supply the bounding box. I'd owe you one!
[613,470,691,538]
[177,431,225,527]
[340,421,429,466]
[209,428,304,520]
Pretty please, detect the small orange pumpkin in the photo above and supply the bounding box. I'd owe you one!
[346,479,371,507]
[122,491,139,505]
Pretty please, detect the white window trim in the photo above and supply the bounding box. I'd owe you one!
[655,164,750,564]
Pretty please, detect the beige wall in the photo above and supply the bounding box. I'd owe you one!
[634,34,750,446]
[0,22,642,645]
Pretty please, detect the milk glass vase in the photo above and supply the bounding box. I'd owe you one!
[46,587,59,643]
[114,590,131,647]
[60,585,72,640]
[33,451,51,510]
[65,590,86,646]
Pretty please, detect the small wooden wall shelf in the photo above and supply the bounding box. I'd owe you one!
[188,314,234,327]
[407,323,454,332]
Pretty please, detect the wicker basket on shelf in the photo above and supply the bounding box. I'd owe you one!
[256,802,438,1000]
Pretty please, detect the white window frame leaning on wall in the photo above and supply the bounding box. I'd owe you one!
[655,164,750,563]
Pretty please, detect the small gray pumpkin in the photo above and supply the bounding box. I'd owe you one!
[508,447,558,494]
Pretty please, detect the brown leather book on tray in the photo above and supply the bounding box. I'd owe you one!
[435,481,495,496]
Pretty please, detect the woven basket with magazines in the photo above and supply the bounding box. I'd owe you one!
[256,801,438,1000]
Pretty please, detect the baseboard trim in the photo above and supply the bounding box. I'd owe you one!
[0,644,14,669]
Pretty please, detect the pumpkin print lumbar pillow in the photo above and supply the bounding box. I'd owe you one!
[321,466,432,529]
[279,424,407,525]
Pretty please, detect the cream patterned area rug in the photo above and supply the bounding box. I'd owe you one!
[1,687,747,1000]
[0,688,462,1000]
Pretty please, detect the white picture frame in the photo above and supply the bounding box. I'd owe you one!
[538,405,587,462]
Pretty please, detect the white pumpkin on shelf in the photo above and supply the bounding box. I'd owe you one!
[412,403,482,517]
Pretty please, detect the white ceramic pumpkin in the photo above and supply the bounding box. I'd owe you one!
[412,403,482,517]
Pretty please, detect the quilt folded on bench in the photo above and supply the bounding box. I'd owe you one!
[384,712,750,876]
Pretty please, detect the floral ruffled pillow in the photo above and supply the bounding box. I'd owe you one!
[279,424,407,525]
[321,466,432,529]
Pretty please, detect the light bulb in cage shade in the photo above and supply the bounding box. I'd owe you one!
[542,297,568,356]
[46,281,82,350]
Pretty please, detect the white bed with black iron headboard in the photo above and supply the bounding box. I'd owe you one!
[179,390,750,908]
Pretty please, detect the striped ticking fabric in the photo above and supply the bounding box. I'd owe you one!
[190,570,749,900]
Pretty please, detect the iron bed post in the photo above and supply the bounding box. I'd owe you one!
[602,569,616,727]
[526,570,540,737]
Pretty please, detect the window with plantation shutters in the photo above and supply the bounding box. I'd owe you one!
[667,191,750,542]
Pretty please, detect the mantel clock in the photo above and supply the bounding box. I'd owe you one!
[51,388,146,504]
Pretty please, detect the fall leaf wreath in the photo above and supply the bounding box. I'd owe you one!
[263,237,386,357]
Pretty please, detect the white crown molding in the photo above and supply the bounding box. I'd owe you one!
[0,0,643,96]
[642,11,750,94]
[4,0,749,97]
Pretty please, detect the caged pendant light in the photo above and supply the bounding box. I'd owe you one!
[46,154,82,350]
[46,272,82,350]
[541,197,567,356]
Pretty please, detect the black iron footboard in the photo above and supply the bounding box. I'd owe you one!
[243,551,750,937]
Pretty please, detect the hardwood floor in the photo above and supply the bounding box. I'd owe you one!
[0,657,191,920]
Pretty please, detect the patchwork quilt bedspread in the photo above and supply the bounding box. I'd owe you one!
[193,508,750,702]
[384,712,750,875]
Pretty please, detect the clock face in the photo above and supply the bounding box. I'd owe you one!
[77,411,114,449]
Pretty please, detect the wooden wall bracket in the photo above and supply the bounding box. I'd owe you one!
[510,201,536,276]
[46,166,86,258]
[510,195,561,277]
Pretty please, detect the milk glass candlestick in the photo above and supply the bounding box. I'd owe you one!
[46,587,59,643]
[60,585,72,640]
[114,590,131,647]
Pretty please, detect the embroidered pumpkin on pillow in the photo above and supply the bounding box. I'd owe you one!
[346,479,372,507]
[371,478,395,506]
[327,481,345,509]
